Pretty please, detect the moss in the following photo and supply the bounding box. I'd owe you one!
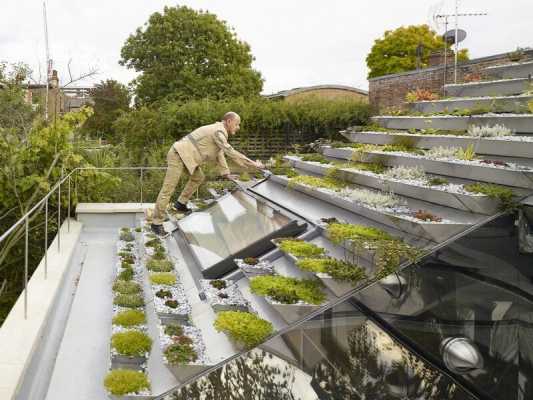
[326,222,392,244]
[210,280,227,290]
[150,272,177,286]
[300,153,331,164]
[288,175,346,191]
[250,275,326,305]
[118,268,134,281]
[113,310,146,327]
[164,323,184,337]
[111,330,152,357]
[112,280,141,295]
[146,259,174,272]
[296,258,367,284]
[214,311,273,348]
[427,177,449,186]
[103,369,150,396]
[114,293,144,308]
[277,239,326,258]
[464,183,515,210]
[164,338,198,364]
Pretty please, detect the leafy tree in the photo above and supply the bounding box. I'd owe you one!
[120,6,263,104]
[366,24,469,78]
[82,79,131,141]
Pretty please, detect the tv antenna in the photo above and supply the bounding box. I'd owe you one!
[434,0,487,84]
[43,1,53,121]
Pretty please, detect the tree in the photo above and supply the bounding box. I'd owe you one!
[82,79,131,141]
[119,6,263,104]
[366,24,469,78]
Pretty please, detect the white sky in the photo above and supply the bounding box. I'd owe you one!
[1,0,532,94]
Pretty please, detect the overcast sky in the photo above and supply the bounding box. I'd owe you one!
[1,0,532,94]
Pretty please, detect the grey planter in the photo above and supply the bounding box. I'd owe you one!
[285,156,500,215]
[234,258,275,278]
[272,174,471,243]
[484,60,533,79]
[157,312,190,325]
[444,78,530,97]
[111,354,147,370]
[109,394,153,400]
[321,146,533,190]
[409,95,533,114]
[341,131,533,159]
[267,298,322,324]
[165,363,211,382]
[371,114,533,134]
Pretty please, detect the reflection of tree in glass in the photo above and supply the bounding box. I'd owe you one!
[171,349,300,400]
[313,323,464,399]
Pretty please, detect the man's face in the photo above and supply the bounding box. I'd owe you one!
[226,117,241,135]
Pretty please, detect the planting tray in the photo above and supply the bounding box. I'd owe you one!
[200,279,249,312]
[285,155,501,215]
[234,258,275,278]
[342,130,533,159]
[409,94,533,114]
[484,60,533,79]
[271,174,472,243]
[444,77,530,97]
[266,296,322,324]
[321,146,533,190]
[110,354,147,370]
[109,393,153,400]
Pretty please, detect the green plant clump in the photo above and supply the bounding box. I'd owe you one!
[135,227,142,233]
[118,268,134,281]
[214,311,274,348]
[156,289,172,298]
[147,259,174,272]
[210,279,227,290]
[250,275,326,305]
[296,258,367,284]
[164,323,184,337]
[278,239,326,258]
[165,299,179,308]
[145,238,161,248]
[300,153,331,164]
[427,177,449,186]
[150,272,177,286]
[114,293,144,308]
[464,183,515,210]
[270,165,299,178]
[120,230,135,242]
[164,335,198,364]
[288,175,346,191]
[326,222,392,244]
[104,369,150,396]
[111,330,152,357]
[113,280,141,294]
[113,310,146,327]
[243,257,258,265]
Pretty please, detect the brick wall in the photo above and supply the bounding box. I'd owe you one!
[369,49,533,113]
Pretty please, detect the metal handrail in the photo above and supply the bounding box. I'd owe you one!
[0,166,166,319]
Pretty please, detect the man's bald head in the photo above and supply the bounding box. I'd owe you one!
[222,111,241,135]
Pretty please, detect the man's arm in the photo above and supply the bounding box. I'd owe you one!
[213,131,262,172]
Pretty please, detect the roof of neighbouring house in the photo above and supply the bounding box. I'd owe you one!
[265,84,369,99]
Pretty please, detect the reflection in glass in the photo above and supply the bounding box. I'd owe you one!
[179,191,292,271]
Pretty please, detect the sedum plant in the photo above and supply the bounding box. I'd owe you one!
[467,124,512,138]
[104,369,150,396]
[427,177,449,186]
[277,239,326,258]
[118,268,134,282]
[243,257,258,265]
[113,280,141,295]
[214,311,273,348]
[120,228,135,242]
[288,175,347,191]
[150,272,177,286]
[210,279,227,290]
[146,259,174,272]
[164,323,184,337]
[464,183,515,210]
[164,335,198,364]
[111,330,152,357]
[114,293,144,308]
[113,310,146,327]
[340,187,401,209]
[296,257,367,284]
[250,275,326,305]
[326,222,393,243]
[383,165,426,181]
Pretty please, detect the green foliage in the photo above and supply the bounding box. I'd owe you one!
[464,183,516,210]
[120,5,263,104]
[82,79,131,141]
[528,100,533,113]
[113,310,146,327]
[336,161,386,175]
[250,275,326,305]
[428,177,449,186]
[455,145,476,161]
[277,239,326,258]
[104,369,150,395]
[165,299,179,308]
[270,165,299,178]
[239,171,251,181]
[112,280,141,295]
[119,230,135,242]
[288,175,346,191]
[147,259,174,272]
[327,222,392,243]
[114,293,144,308]
[214,311,273,348]
[164,337,198,364]
[164,323,184,337]
[156,289,172,298]
[111,330,152,356]
[150,272,177,286]
[118,268,134,281]
[296,257,367,284]
[367,24,469,78]
[145,238,161,247]
[300,153,331,164]
[243,257,258,265]
[210,280,227,290]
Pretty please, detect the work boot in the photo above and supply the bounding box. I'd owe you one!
[151,224,168,238]
[172,200,192,214]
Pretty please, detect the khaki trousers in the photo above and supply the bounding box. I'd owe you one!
[152,147,205,225]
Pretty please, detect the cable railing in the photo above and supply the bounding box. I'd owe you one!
[0,166,166,320]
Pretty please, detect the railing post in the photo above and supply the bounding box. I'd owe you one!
[140,168,144,204]
[68,175,71,233]
[24,216,29,319]
[57,174,61,253]
[45,197,48,280]
[75,170,78,204]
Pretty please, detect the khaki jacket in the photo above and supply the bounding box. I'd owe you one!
[173,121,256,176]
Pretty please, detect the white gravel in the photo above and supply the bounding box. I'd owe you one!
[151,284,191,316]
[234,258,275,276]
[199,279,249,310]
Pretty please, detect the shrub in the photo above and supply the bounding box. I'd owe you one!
[300,153,331,164]
[114,293,144,308]
[277,239,326,258]
[165,299,179,308]
[243,257,258,265]
[383,165,426,181]
[250,275,326,305]
[414,210,442,222]
[288,175,346,191]
[467,124,513,138]
[464,183,515,210]
[104,369,150,396]
[326,222,392,243]
[155,289,172,298]
[296,258,367,284]
[120,230,135,242]
[111,330,152,357]
[164,323,184,337]
[214,311,273,348]
[113,280,141,294]
[147,259,174,272]
[427,177,449,186]
[164,339,198,364]
[210,280,227,290]
[150,273,176,286]
[118,268,134,281]
[113,310,146,327]
[340,187,400,209]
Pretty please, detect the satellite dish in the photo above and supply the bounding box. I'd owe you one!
[443,29,467,44]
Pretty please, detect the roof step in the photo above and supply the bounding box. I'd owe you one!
[444,77,530,97]
[409,94,533,114]
[484,60,533,79]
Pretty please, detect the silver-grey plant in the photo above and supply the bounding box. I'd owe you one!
[467,124,512,138]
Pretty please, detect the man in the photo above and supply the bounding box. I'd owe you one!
[151,112,264,236]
